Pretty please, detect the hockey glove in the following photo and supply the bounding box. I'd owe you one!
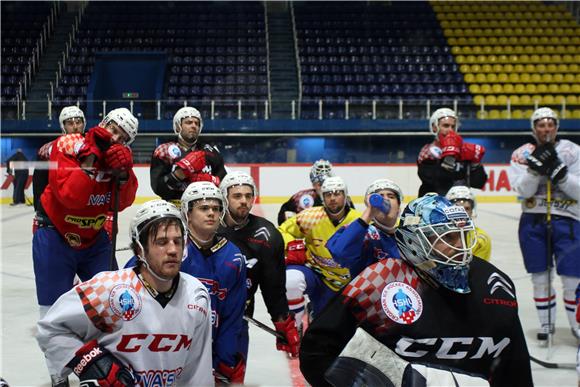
[215,356,246,385]
[175,150,207,181]
[67,340,137,387]
[527,142,557,176]
[105,144,133,172]
[77,126,113,161]
[460,142,486,164]
[273,314,301,358]
[286,239,307,266]
[439,131,463,160]
[548,160,568,184]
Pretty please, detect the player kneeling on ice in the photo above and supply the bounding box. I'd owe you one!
[36,200,214,387]
[300,194,533,387]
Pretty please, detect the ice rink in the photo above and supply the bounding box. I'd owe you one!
[0,202,577,386]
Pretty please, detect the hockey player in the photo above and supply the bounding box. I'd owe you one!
[277,159,334,225]
[446,185,491,261]
[280,176,361,331]
[218,171,300,359]
[37,200,214,387]
[33,107,139,324]
[417,108,488,196]
[150,106,226,203]
[508,106,580,341]
[327,178,402,278]
[179,181,247,384]
[300,194,533,387]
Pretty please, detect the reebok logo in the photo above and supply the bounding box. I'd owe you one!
[73,347,102,375]
[487,273,515,299]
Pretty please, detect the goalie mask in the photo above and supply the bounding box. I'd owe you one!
[101,108,138,145]
[130,200,186,282]
[530,107,558,141]
[429,108,458,137]
[395,193,475,293]
[446,185,477,218]
[181,181,226,224]
[59,106,85,134]
[310,159,334,185]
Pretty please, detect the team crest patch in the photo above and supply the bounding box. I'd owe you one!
[381,281,422,325]
[109,284,142,321]
[168,144,182,159]
[299,194,314,208]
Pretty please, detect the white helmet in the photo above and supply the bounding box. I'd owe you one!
[130,199,185,244]
[530,107,559,140]
[310,159,334,184]
[102,108,138,145]
[365,179,403,204]
[181,181,226,223]
[173,106,203,134]
[220,171,257,198]
[321,176,348,197]
[446,186,477,217]
[429,108,458,137]
[59,106,85,134]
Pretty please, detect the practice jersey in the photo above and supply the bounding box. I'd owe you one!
[471,226,491,261]
[218,214,288,320]
[300,258,533,387]
[277,188,321,225]
[150,140,226,202]
[36,268,213,386]
[180,236,247,368]
[327,218,401,278]
[508,139,580,221]
[417,140,487,196]
[40,133,138,249]
[279,206,362,291]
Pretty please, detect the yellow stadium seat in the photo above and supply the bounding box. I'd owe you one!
[524,109,535,118]
[476,73,487,83]
[572,110,580,119]
[536,84,548,93]
[561,110,572,119]
[519,95,532,105]
[485,95,498,105]
[464,73,475,83]
[524,63,535,72]
[555,95,566,105]
[548,84,559,94]
[488,110,501,119]
[498,73,509,83]
[529,73,541,83]
[547,64,558,73]
[476,110,488,119]
[503,84,515,94]
[566,95,578,105]
[497,95,508,105]
[509,73,520,83]
[536,64,546,73]
[563,73,575,83]
[512,109,525,118]
[473,95,485,106]
[500,110,511,119]
[503,64,514,73]
[455,55,466,64]
[553,73,564,83]
[532,95,542,105]
[520,73,531,83]
[469,84,481,94]
[543,95,555,105]
[514,64,525,73]
[492,84,503,93]
[559,84,571,93]
[488,73,498,83]
[526,84,537,94]
[481,64,493,73]
[481,84,492,94]
[492,64,503,73]
[509,95,520,105]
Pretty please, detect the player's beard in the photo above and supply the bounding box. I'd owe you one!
[231,205,249,224]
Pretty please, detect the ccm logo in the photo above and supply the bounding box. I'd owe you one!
[117,334,192,352]
[73,347,103,375]
[188,304,208,316]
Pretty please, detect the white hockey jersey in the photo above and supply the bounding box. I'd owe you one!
[508,139,580,221]
[37,268,214,386]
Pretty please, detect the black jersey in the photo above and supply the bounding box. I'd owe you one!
[219,214,289,320]
[150,140,226,201]
[300,257,533,387]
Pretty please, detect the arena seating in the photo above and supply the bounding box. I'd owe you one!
[1,1,52,109]
[434,1,580,119]
[54,1,268,118]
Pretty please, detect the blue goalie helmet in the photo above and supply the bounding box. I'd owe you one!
[395,193,476,293]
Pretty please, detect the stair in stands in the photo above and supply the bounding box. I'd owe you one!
[267,4,300,119]
[26,10,77,119]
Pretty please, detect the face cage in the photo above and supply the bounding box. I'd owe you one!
[414,221,476,267]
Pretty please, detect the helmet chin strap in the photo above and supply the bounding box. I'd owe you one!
[373,218,396,234]
[225,210,249,229]
[188,228,214,246]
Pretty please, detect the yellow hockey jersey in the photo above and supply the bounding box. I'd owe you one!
[471,226,492,261]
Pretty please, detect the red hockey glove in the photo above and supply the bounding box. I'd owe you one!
[67,340,137,387]
[286,239,307,266]
[215,356,246,385]
[190,172,220,186]
[175,150,207,181]
[439,131,463,160]
[105,144,133,172]
[273,314,301,358]
[461,142,486,164]
[77,126,113,161]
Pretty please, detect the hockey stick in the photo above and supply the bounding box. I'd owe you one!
[109,174,121,270]
[243,315,286,341]
[530,355,575,370]
[545,135,555,353]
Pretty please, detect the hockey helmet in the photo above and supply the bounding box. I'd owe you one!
[130,199,186,249]
[446,186,477,217]
[310,159,334,185]
[395,193,475,293]
[173,106,203,135]
[181,181,226,222]
[220,171,257,198]
[321,176,348,197]
[530,107,559,140]
[59,106,85,134]
[102,108,138,145]
[365,179,403,204]
[429,108,458,137]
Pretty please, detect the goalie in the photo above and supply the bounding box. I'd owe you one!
[300,194,533,387]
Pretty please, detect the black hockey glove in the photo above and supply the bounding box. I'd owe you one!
[67,340,137,387]
[549,160,568,184]
[527,143,557,176]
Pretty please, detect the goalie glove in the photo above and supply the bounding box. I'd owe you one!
[215,355,246,385]
[273,314,301,358]
[67,340,137,387]
[286,239,307,266]
[77,126,113,162]
[175,150,207,182]
[324,328,489,387]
